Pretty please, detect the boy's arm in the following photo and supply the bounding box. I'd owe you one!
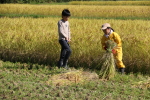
[101,37,106,50]
[68,23,71,41]
[58,21,68,40]
[114,33,122,47]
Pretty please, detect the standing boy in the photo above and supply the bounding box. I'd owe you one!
[57,9,71,69]
[101,23,125,74]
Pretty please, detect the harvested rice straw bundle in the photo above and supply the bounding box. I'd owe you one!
[99,40,117,80]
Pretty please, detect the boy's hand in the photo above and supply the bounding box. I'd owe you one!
[68,39,71,42]
[112,49,116,54]
[104,46,107,50]
[65,37,68,40]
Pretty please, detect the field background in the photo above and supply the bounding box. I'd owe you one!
[0,0,150,99]
[0,3,150,74]
[1,0,150,4]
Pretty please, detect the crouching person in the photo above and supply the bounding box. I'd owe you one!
[57,9,72,69]
[101,23,125,74]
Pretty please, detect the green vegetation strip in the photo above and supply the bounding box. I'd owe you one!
[0,14,59,18]
[0,61,150,99]
[0,14,150,20]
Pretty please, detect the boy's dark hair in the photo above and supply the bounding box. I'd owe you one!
[107,27,115,32]
[62,9,71,16]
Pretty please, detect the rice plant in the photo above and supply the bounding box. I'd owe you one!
[0,17,150,74]
[98,40,116,79]
[0,4,150,19]
[69,1,150,6]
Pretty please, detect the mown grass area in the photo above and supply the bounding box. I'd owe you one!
[0,61,150,100]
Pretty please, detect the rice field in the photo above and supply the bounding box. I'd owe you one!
[0,4,150,74]
[69,1,150,6]
[0,4,150,19]
[0,2,150,100]
[0,17,150,74]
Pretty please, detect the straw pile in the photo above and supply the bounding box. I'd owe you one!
[46,70,99,86]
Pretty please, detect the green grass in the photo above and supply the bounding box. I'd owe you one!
[0,61,150,100]
[32,2,69,5]
[1,13,150,20]
[30,2,69,5]
[0,14,59,18]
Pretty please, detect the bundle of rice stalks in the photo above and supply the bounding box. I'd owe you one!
[98,40,117,80]
[46,69,99,86]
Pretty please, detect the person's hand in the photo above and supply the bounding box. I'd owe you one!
[65,37,68,40]
[112,49,116,54]
[104,46,107,50]
[68,39,71,42]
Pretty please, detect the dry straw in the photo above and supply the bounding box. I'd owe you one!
[46,69,99,86]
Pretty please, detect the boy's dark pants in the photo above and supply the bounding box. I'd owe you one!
[58,39,72,67]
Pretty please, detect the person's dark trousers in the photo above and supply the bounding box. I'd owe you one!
[58,39,72,68]
[119,68,125,74]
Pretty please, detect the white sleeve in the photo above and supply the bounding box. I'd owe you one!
[58,21,68,38]
[68,23,71,40]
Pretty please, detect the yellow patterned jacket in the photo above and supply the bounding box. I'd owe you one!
[101,32,122,50]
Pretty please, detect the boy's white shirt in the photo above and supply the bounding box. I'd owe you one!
[58,19,71,40]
